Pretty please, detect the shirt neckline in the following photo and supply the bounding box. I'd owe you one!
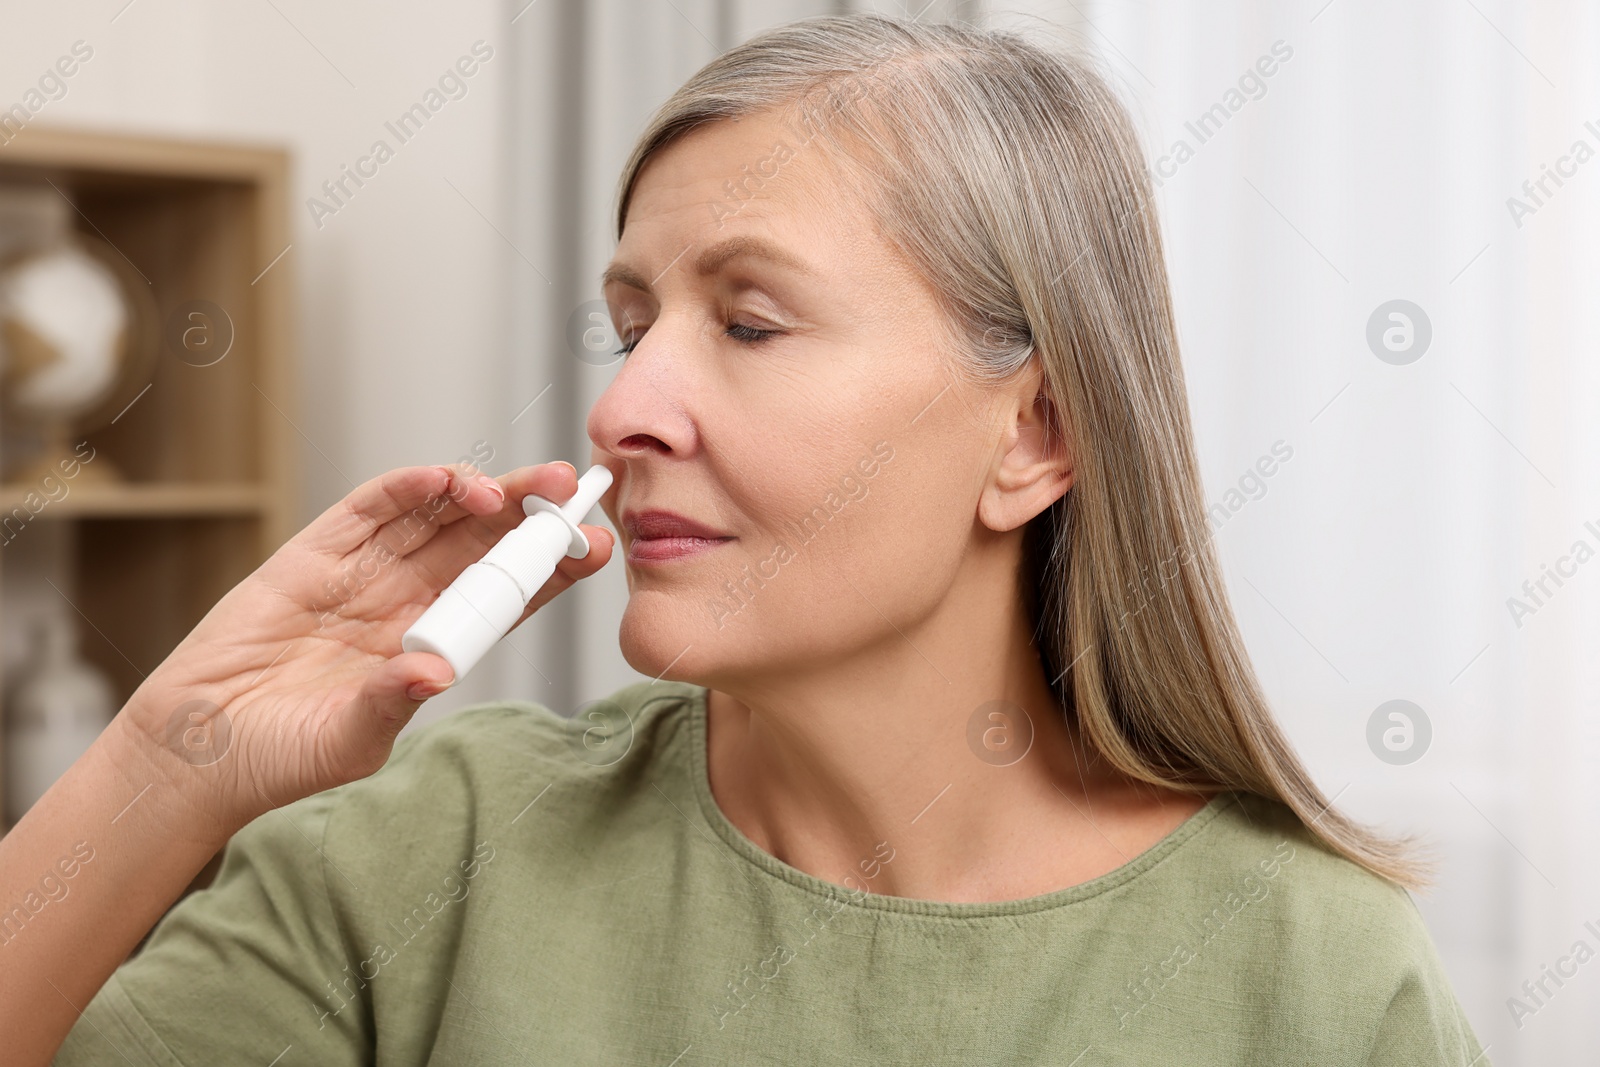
[679,683,1240,920]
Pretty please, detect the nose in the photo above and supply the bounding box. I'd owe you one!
[585,315,698,464]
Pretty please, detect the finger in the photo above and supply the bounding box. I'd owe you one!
[365,465,512,563]
[382,463,595,556]
[553,523,617,584]
[298,464,499,557]
[402,464,601,580]
[331,649,456,762]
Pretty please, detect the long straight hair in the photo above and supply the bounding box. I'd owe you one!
[613,13,1427,889]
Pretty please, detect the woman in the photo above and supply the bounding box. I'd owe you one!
[7,13,1485,1065]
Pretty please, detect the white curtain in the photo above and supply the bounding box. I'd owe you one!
[508,2,1599,1063]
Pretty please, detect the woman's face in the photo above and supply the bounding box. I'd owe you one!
[588,106,1048,687]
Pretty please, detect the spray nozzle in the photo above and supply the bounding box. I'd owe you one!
[523,464,615,558]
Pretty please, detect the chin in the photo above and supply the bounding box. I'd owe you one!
[616,591,721,683]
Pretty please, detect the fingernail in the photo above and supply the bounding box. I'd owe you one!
[408,680,447,701]
[558,461,578,478]
[477,475,505,501]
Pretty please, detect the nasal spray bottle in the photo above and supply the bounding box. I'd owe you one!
[401,464,613,685]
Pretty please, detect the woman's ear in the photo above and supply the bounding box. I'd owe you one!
[977,364,1072,534]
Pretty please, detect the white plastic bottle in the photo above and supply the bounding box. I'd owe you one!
[401,464,613,685]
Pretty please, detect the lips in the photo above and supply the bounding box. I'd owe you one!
[622,510,732,541]
[621,508,734,564]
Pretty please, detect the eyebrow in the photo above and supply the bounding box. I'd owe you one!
[600,235,818,293]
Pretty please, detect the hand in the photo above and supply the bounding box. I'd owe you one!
[112,462,613,833]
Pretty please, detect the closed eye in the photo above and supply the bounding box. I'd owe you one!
[613,322,781,358]
[726,323,780,344]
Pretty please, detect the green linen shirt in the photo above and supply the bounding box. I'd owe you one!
[53,680,1488,1065]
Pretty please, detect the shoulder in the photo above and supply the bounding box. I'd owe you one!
[1194,792,1437,958]
[1168,791,1484,1060]
[405,678,699,779]
[1179,792,1439,965]
[214,681,703,878]
[388,677,700,766]
[304,679,704,856]
[344,679,700,786]
[197,681,707,958]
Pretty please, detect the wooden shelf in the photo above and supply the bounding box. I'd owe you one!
[0,481,269,518]
[0,126,299,833]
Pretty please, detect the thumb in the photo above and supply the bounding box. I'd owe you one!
[336,650,455,762]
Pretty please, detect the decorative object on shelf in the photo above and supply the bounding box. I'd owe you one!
[2,610,117,824]
[0,232,158,485]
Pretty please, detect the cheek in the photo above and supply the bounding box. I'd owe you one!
[617,429,969,678]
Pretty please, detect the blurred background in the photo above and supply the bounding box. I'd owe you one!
[0,0,1594,1062]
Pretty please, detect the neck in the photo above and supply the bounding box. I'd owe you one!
[701,538,1174,903]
